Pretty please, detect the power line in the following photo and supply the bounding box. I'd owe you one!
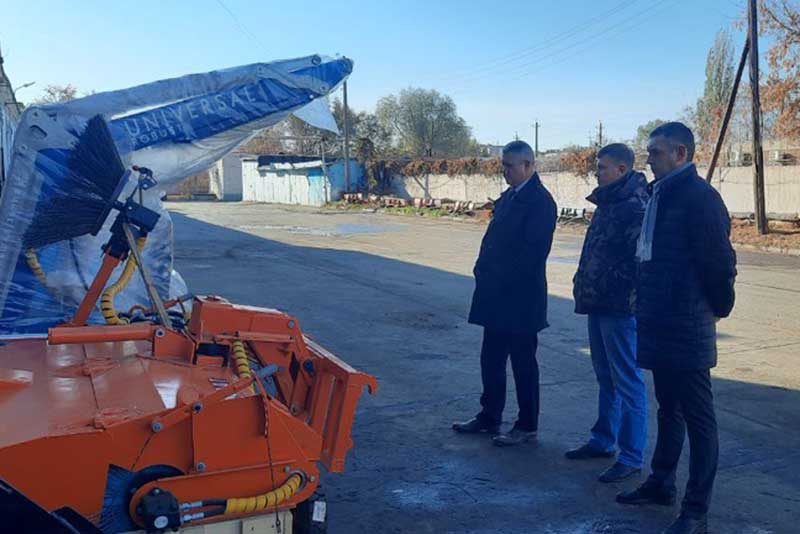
[438,0,641,84]
[448,0,677,98]
[466,0,675,86]
[215,0,270,54]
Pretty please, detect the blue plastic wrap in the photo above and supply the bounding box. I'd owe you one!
[0,55,352,334]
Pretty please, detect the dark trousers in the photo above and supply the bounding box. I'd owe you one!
[477,328,539,431]
[647,368,718,517]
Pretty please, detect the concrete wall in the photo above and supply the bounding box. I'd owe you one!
[390,173,507,204]
[210,153,243,201]
[241,159,365,206]
[711,166,800,217]
[327,160,365,200]
[389,167,800,218]
[388,172,596,209]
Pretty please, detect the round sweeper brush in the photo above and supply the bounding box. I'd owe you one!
[22,115,128,250]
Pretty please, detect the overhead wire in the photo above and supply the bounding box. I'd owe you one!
[512,0,679,80]
[447,0,679,98]
[437,0,641,84]
[214,0,270,54]
[462,0,675,86]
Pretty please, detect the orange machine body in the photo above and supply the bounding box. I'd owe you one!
[0,295,376,528]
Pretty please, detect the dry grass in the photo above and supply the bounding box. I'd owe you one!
[730,219,800,250]
[557,218,800,253]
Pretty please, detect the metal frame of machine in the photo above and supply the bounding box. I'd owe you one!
[0,294,376,532]
[0,156,376,533]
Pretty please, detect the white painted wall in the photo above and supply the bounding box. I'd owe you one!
[210,153,244,201]
[242,159,316,205]
[711,166,800,216]
[389,167,800,218]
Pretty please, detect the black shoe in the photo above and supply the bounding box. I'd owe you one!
[598,462,641,483]
[452,417,499,435]
[662,513,708,534]
[565,443,615,460]
[616,482,676,506]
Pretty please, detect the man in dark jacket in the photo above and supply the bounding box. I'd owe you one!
[452,140,557,447]
[566,143,649,483]
[616,122,737,534]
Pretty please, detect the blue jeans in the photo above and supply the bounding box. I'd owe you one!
[587,314,648,468]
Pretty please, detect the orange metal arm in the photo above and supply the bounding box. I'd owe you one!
[64,252,123,326]
[149,373,257,433]
[49,323,157,344]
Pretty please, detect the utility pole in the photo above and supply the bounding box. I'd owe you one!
[598,120,604,147]
[342,81,351,193]
[533,121,539,156]
[748,0,768,234]
[707,37,750,183]
[320,137,330,202]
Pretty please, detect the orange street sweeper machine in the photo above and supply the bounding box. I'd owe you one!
[0,57,375,534]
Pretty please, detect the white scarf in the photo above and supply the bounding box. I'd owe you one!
[636,163,694,262]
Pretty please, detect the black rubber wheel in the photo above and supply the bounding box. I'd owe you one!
[99,464,183,533]
[292,488,327,534]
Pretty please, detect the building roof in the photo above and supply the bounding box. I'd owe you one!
[256,155,320,167]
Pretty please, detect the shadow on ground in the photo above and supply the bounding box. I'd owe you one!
[170,212,800,534]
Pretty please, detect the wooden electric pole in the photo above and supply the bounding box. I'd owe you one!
[343,81,351,193]
[707,37,750,183]
[748,0,768,234]
[598,121,604,147]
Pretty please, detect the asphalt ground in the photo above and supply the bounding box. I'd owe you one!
[168,202,800,534]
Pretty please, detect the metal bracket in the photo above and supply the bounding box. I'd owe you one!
[121,222,171,327]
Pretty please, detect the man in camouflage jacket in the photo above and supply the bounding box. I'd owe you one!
[566,143,650,484]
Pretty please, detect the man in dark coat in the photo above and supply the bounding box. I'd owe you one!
[566,143,649,484]
[452,140,557,446]
[616,122,737,534]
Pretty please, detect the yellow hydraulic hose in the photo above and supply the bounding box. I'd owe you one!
[223,473,303,515]
[25,249,48,287]
[232,340,256,393]
[100,237,146,325]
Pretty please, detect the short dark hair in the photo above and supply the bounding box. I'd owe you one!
[597,143,635,169]
[502,140,535,163]
[649,121,695,161]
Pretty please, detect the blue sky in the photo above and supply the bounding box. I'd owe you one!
[1,0,748,149]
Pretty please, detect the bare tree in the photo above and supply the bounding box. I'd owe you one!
[32,84,79,104]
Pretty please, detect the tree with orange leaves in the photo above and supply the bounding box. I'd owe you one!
[760,0,800,139]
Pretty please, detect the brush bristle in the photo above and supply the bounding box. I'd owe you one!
[23,115,128,249]
[67,115,126,201]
